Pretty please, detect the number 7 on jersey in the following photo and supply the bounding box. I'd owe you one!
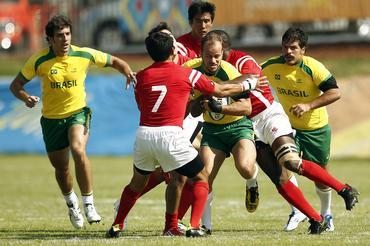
[151,85,167,112]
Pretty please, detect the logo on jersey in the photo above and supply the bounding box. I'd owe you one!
[50,80,77,89]
[50,69,58,75]
[276,87,309,97]
[275,74,280,80]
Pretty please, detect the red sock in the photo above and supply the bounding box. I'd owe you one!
[178,181,194,220]
[140,172,164,197]
[190,181,209,228]
[113,185,141,229]
[278,181,322,222]
[300,159,346,192]
[165,212,178,231]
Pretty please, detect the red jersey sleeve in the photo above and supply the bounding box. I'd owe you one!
[188,69,215,95]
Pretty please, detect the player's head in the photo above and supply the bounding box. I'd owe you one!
[208,30,231,59]
[145,32,175,62]
[45,15,72,56]
[282,27,307,66]
[188,1,216,40]
[149,22,178,50]
[201,31,223,74]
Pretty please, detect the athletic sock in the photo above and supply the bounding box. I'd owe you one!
[300,159,346,192]
[190,181,209,228]
[246,164,259,188]
[140,172,164,197]
[113,185,141,230]
[316,187,332,216]
[201,192,213,230]
[64,190,79,206]
[277,181,322,222]
[288,174,302,214]
[178,181,194,220]
[81,192,94,206]
[165,212,178,231]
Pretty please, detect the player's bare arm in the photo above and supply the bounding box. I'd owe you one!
[290,88,341,118]
[226,74,269,93]
[109,55,137,89]
[202,97,252,116]
[9,75,39,108]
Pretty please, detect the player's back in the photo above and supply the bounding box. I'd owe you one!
[135,62,193,127]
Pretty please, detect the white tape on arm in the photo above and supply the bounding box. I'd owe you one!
[240,77,258,91]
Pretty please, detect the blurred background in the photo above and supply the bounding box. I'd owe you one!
[0,0,370,157]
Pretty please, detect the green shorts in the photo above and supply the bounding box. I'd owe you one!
[40,107,92,152]
[201,117,254,155]
[295,124,331,166]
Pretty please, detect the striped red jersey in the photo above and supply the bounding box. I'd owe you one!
[135,61,215,127]
[226,49,274,117]
[177,32,200,59]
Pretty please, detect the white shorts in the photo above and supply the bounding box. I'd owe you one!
[133,126,198,173]
[182,114,204,141]
[251,101,293,145]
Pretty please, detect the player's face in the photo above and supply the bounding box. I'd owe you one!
[191,12,213,40]
[50,26,71,56]
[282,40,305,66]
[202,40,223,74]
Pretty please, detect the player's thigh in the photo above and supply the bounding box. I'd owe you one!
[67,108,91,152]
[200,145,226,176]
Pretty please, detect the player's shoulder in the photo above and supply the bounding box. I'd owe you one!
[220,60,240,74]
[71,45,102,55]
[302,56,325,69]
[261,55,285,69]
[183,58,202,68]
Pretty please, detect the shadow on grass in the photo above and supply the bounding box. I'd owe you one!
[0,229,161,240]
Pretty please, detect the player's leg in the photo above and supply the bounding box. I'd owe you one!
[200,146,226,234]
[41,115,84,229]
[232,139,259,213]
[255,141,326,234]
[107,166,151,238]
[68,108,101,224]
[175,154,209,237]
[272,135,359,212]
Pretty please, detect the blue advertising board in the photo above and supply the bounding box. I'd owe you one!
[0,75,139,155]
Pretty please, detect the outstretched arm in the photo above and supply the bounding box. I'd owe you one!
[109,55,137,89]
[9,74,39,108]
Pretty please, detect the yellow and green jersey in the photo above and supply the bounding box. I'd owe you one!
[183,58,243,125]
[20,45,110,119]
[262,55,332,130]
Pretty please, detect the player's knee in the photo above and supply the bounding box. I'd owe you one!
[274,143,301,172]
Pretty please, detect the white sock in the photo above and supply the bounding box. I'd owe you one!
[289,175,302,214]
[64,191,79,206]
[201,192,213,230]
[246,164,259,188]
[82,193,94,206]
[316,187,332,216]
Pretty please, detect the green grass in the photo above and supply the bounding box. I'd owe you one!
[0,154,368,245]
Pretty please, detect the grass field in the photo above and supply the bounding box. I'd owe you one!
[0,155,368,245]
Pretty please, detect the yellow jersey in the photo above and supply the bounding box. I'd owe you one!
[20,45,110,119]
[262,55,332,130]
[183,58,243,125]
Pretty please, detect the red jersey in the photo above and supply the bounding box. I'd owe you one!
[226,49,275,118]
[176,53,190,65]
[135,61,215,127]
[177,32,200,59]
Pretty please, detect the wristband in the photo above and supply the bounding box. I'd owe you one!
[240,77,258,91]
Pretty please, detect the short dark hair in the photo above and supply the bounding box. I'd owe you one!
[148,22,173,36]
[188,1,216,24]
[145,32,174,62]
[208,30,231,51]
[282,27,308,48]
[45,15,72,37]
[201,31,223,52]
